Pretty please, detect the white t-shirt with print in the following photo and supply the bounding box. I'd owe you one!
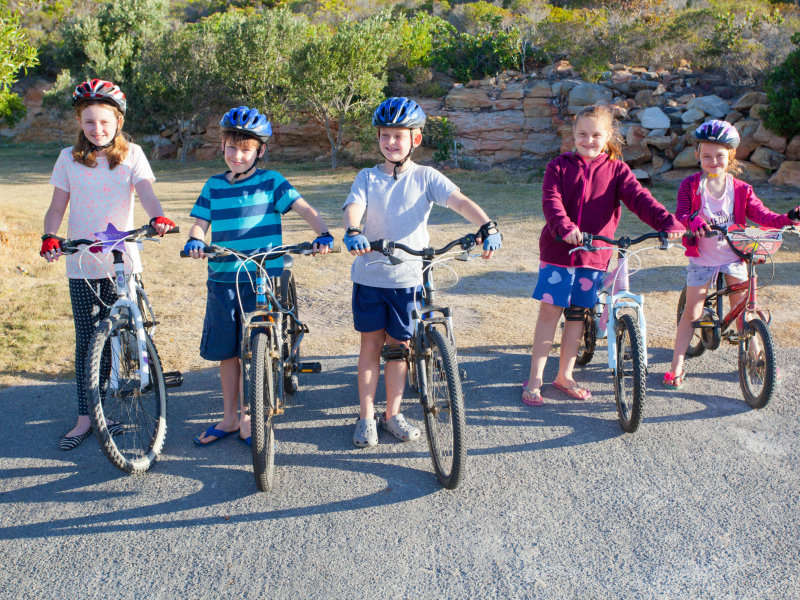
[49,144,155,279]
[692,174,739,267]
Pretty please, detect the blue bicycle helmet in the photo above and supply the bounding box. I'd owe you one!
[372,97,427,130]
[220,106,272,143]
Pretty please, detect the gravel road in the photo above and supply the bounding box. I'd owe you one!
[1,342,799,599]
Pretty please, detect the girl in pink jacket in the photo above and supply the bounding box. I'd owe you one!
[523,105,684,406]
[664,120,800,389]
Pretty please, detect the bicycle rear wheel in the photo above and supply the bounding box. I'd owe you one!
[613,314,646,433]
[86,312,167,473]
[280,270,300,395]
[677,286,707,358]
[250,331,276,492]
[738,318,777,409]
[421,329,466,489]
[575,306,597,366]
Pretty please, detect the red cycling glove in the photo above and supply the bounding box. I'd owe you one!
[150,216,176,234]
[40,237,61,256]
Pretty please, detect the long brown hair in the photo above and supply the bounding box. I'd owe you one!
[573,105,624,161]
[72,99,130,170]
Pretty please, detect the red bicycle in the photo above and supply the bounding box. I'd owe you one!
[677,224,797,409]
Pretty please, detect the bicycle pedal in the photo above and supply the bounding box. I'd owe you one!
[726,333,739,344]
[459,368,468,381]
[299,361,321,374]
[691,319,720,329]
[163,371,183,388]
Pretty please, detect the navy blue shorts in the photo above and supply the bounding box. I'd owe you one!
[352,283,419,342]
[200,280,258,362]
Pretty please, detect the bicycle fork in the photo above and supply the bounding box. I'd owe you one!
[109,256,151,392]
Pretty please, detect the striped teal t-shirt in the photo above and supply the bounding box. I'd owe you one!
[190,169,300,282]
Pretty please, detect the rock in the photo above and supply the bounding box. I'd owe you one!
[752,122,787,153]
[552,79,583,97]
[660,168,696,182]
[493,99,523,111]
[499,87,524,100]
[465,80,482,89]
[652,84,667,96]
[646,135,672,150]
[767,161,800,187]
[611,105,628,119]
[479,76,496,88]
[525,117,552,129]
[738,161,770,183]
[612,74,632,84]
[628,79,660,92]
[686,95,731,118]
[635,90,655,106]
[521,132,562,156]
[153,142,178,160]
[552,60,572,76]
[734,121,761,160]
[725,110,742,124]
[639,107,670,130]
[647,128,667,137]
[750,147,786,170]
[523,97,551,118]
[682,108,705,123]
[676,94,696,104]
[524,82,553,98]
[195,146,221,161]
[627,125,649,147]
[568,83,613,107]
[733,92,768,112]
[445,88,493,109]
[631,169,652,185]
[622,142,651,165]
[161,127,175,138]
[560,129,575,154]
[673,146,699,168]
[749,103,768,120]
[785,135,800,160]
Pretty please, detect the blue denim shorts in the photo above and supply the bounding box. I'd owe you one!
[532,263,603,309]
[200,280,258,362]
[352,283,420,341]
[687,260,748,287]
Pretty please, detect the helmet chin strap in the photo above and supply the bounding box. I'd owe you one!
[382,133,417,180]
[231,142,264,182]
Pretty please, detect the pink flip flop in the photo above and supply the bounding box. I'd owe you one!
[522,380,543,406]
[551,381,592,399]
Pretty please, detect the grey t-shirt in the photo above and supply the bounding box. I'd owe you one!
[343,163,459,289]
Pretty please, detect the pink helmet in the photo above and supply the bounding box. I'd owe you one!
[695,119,739,149]
[72,79,127,115]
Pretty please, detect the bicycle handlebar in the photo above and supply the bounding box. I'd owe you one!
[556,231,668,252]
[46,224,181,255]
[684,224,798,261]
[179,242,342,259]
[369,234,478,258]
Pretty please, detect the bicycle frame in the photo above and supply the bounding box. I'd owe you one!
[701,263,758,335]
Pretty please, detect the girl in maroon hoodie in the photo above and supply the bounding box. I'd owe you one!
[664,120,800,389]
[522,105,684,406]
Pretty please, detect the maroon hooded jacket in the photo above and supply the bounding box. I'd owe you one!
[540,152,684,270]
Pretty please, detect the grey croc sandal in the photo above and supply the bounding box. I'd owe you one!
[379,412,421,442]
[353,416,378,448]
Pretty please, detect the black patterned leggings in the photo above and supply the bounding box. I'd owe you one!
[69,278,116,415]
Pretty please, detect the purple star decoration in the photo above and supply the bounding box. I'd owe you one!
[94,223,132,254]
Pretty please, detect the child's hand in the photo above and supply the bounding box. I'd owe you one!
[688,213,710,236]
[40,236,62,262]
[788,206,800,223]
[563,228,583,246]
[664,231,683,241]
[150,216,176,236]
[312,232,334,256]
[184,238,206,260]
[476,221,501,259]
[344,231,370,256]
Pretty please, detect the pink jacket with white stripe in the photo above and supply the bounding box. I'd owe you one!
[675,172,794,258]
[540,152,684,270]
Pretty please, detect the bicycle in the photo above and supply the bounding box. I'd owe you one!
[181,241,338,492]
[558,231,672,433]
[676,224,797,409]
[49,223,184,474]
[367,233,483,489]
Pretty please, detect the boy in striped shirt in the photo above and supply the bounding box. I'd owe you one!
[185,107,333,447]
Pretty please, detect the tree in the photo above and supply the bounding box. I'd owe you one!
[761,31,800,138]
[135,23,223,163]
[290,13,395,168]
[41,69,76,145]
[0,0,38,128]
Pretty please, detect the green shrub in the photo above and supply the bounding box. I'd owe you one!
[431,27,520,82]
[0,91,26,128]
[423,116,461,162]
[761,31,800,138]
[418,81,448,98]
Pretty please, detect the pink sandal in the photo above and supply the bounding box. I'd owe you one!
[522,380,543,406]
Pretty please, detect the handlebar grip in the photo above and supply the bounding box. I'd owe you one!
[180,245,213,258]
[166,226,180,234]
[146,224,181,237]
[369,240,384,252]
[180,251,188,258]
[330,244,342,254]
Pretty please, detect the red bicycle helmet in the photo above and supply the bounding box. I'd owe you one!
[72,79,127,115]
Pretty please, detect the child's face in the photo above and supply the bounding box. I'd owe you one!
[573,117,611,160]
[696,142,730,176]
[78,104,121,148]
[222,140,264,175]
[378,127,421,162]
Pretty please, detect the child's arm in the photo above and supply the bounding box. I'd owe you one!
[290,198,332,254]
[185,218,210,260]
[743,186,797,228]
[134,179,175,235]
[445,190,500,259]
[617,166,684,239]
[42,187,70,262]
[542,161,582,245]
[343,203,370,256]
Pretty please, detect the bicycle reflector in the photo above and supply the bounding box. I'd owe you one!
[729,226,783,264]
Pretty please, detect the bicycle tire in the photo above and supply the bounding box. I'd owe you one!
[280,270,299,396]
[613,313,646,433]
[575,306,597,366]
[677,286,706,358]
[135,275,156,339]
[250,331,276,492]
[85,312,167,473]
[738,318,777,409]
[421,329,466,489]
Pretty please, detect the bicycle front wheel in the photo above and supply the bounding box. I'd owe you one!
[738,318,777,409]
[421,329,466,489]
[280,270,300,395]
[250,331,276,492]
[85,312,167,473]
[613,313,646,433]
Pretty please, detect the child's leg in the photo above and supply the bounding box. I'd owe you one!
[384,334,409,420]
[525,301,564,400]
[668,284,709,376]
[358,329,386,419]
[197,357,241,444]
[554,317,585,390]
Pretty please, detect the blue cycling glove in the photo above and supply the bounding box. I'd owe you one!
[313,231,334,250]
[184,238,206,255]
[478,221,502,252]
[344,228,369,252]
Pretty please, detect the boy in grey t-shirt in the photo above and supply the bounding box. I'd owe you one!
[343,97,502,448]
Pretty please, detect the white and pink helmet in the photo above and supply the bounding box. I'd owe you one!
[695,119,739,149]
[72,79,127,115]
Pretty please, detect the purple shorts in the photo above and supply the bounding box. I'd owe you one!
[532,263,603,309]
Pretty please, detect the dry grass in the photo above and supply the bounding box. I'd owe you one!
[2,146,799,389]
